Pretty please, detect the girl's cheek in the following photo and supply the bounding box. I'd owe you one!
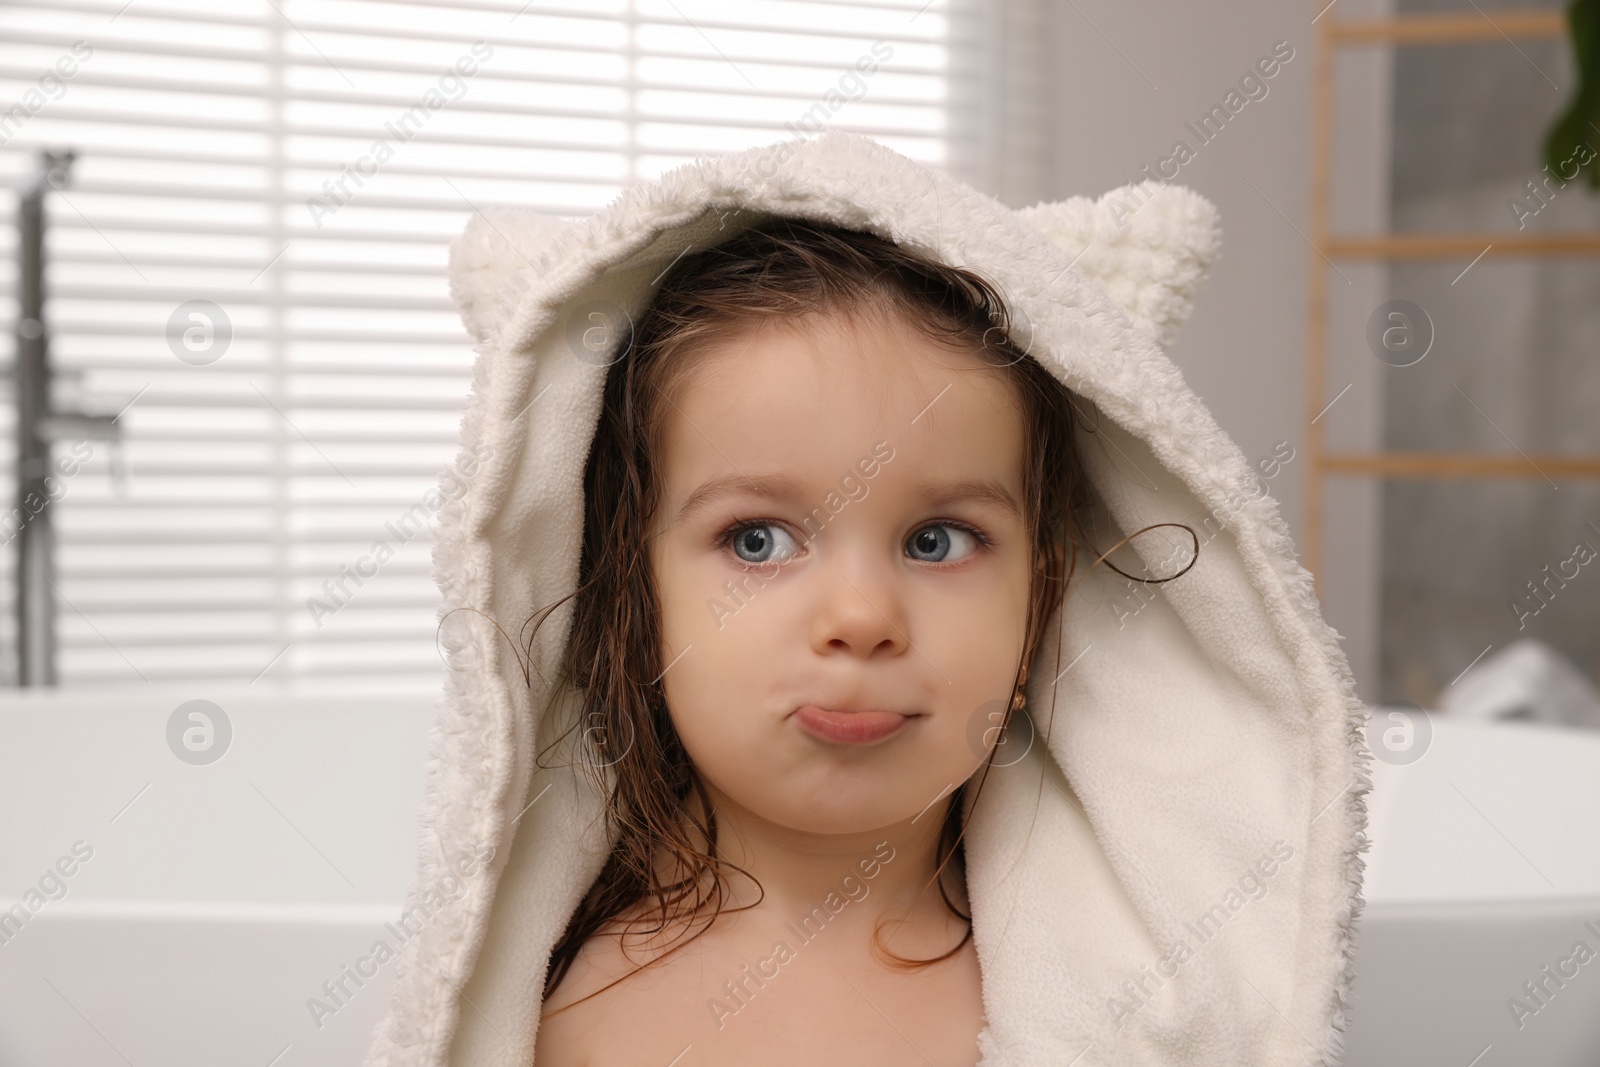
[652,561,706,655]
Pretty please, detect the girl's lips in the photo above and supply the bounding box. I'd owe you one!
[792,705,912,745]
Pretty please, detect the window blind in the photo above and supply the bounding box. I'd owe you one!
[0,0,981,692]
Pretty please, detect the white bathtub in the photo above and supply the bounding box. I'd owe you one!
[3,693,1598,1065]
[1341,711,1600,1067]
[0,686,435,1067]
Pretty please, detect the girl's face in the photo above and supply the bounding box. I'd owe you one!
[648,306,1033,836]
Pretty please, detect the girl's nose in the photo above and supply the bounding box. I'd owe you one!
[806,548,912,661]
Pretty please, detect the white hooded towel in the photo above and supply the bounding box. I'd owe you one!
[361,131,1371,1067]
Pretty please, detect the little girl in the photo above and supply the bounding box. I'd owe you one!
[366,132,1368,1067]
[532,216,1087,1066]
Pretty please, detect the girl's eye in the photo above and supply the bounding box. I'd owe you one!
[725,523,801,566]
[719,520,989,568]
[906,523,984,565]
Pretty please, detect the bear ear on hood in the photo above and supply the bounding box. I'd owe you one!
[1014,180,1222,349]
[447,205,577,345]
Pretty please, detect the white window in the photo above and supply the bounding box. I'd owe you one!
[0,0,1038,692]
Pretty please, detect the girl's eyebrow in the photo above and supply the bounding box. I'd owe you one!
[673,472,1021,525]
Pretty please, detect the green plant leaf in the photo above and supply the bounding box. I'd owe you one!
[1544,0,1600,190]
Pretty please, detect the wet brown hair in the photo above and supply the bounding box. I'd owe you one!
[508,215,1176,1011]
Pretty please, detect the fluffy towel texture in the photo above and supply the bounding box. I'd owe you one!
[363,131,1370,1067]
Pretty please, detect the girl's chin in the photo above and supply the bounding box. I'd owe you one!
[732,789,960,837]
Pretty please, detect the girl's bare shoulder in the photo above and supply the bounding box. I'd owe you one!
[534,909,704,1066]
